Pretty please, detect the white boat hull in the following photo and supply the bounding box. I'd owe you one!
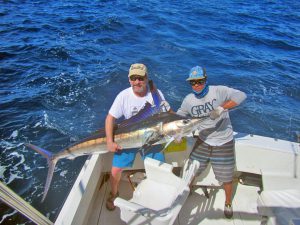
[55,133,300,225]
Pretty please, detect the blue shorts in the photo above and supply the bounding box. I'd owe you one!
[112,145,165,168]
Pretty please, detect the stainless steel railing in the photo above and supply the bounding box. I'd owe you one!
[0,181,53,225]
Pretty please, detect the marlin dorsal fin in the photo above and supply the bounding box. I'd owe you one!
[117,80,163,128]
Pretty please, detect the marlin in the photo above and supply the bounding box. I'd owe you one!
[25,81,206,201]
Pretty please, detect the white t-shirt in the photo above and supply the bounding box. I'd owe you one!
[109,87,168,120]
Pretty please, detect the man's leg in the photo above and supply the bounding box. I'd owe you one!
[210,140,235,219]
[106,150,136,211]
[106,167,122,211]
[224,181,234,219]
[110,167,123,196]
[224,181,233,204]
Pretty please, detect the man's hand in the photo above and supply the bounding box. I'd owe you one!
[107,141,122,152]
[174,137,183,144]
[105,114,122,152]
[160,100,171,112]
[210,106,225,120]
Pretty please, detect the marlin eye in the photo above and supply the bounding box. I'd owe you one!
[183,119,190,124]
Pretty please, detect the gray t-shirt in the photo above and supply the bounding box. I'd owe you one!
[177,85,246,146]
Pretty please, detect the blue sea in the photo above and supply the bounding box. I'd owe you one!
[1,0,299,224]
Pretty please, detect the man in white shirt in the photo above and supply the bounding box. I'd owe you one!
[105,63,170,211]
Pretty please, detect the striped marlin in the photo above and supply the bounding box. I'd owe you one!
[25,81,206,201]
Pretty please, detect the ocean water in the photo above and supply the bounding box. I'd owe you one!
[0,0,299,223]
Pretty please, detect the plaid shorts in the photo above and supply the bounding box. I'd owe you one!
[190,139,235,183]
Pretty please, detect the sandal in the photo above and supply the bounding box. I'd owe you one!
[106,192,119,211]
[224,203,233,219]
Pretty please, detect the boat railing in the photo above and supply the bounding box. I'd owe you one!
[0,181,53,225]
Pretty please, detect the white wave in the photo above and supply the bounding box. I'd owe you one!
[29,183,43,198]
[0,210,17,224]
[33,121,42,128]
[258,83,284,96]
[0,151,29,185]
[24,165,31,171]
[6,173,23,185]
[9,130,18,139]
[9,152,26,169]
[60,170,68,177]
[0,166,6,179]
[37,166,46,169]
[43,111,69,136]
[168,89,184,102]
[0,140,23,150]
[0,140,15,150]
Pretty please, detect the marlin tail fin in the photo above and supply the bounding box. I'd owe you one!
[25,143,57,202]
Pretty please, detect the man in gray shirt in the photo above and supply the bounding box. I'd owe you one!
[177,66,246,219]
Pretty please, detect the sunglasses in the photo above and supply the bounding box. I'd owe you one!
[130,76,145,81]
[189,79,206,86]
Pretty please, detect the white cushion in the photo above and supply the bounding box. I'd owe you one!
[257,189,300,225]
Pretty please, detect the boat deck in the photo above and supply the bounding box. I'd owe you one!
[87,174,263,225]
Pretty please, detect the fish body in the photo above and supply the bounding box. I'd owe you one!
[26,112,203,201]
[38,112,201,160]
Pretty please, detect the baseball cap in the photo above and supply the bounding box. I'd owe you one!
[128,63,148,77]
[186,66,207,81]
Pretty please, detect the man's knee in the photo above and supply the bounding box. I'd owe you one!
[111,167,123,178]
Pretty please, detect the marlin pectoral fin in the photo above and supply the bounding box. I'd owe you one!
[161,137,175,152]
[137,132,162,156]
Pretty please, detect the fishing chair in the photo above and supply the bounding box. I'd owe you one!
[114,158,200,225]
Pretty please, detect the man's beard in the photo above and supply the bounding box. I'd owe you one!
[133,85,146,93]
